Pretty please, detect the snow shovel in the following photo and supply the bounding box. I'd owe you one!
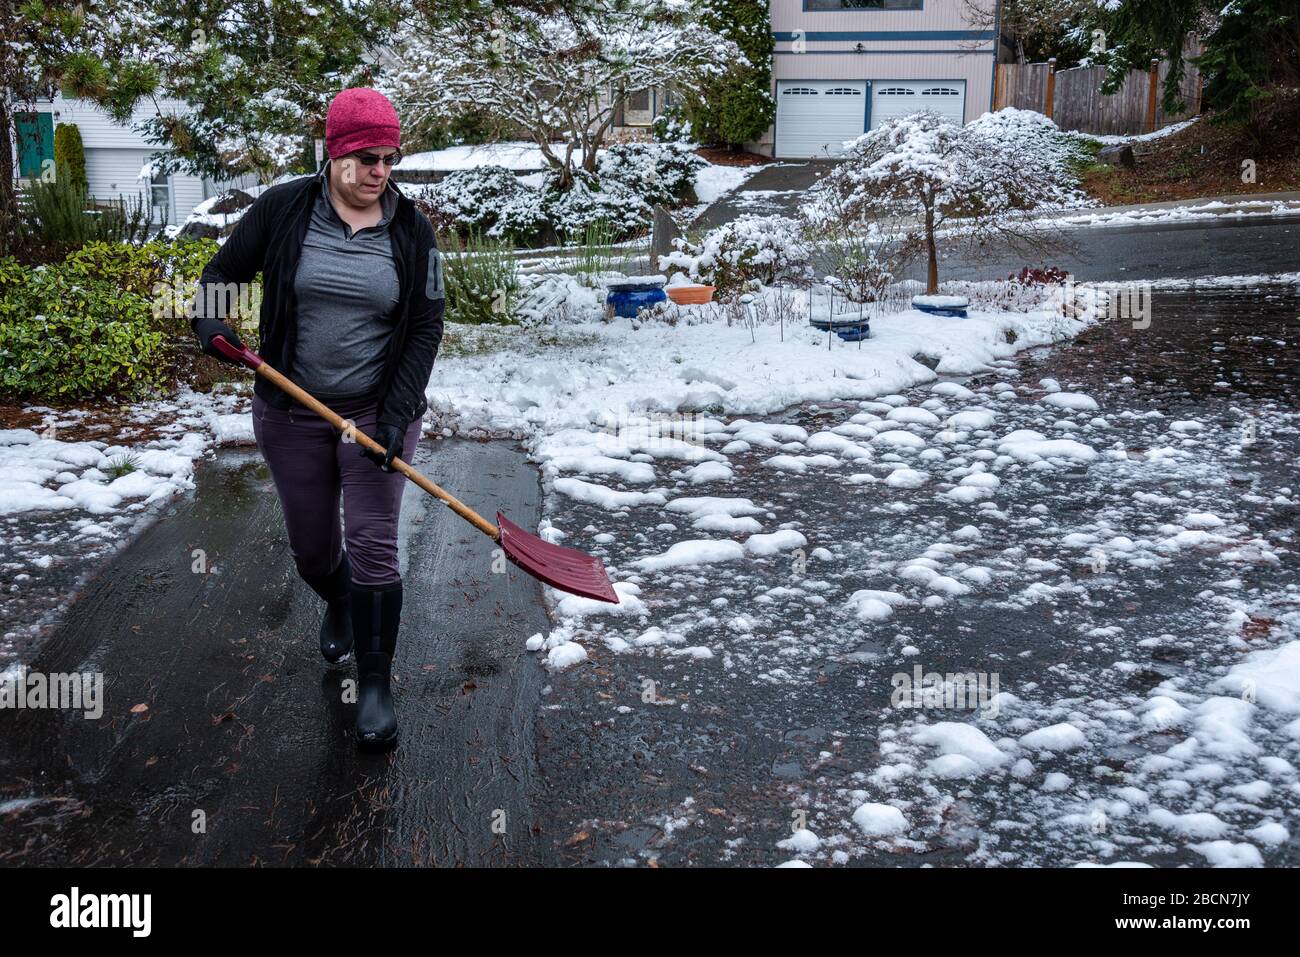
[211,335,620,603]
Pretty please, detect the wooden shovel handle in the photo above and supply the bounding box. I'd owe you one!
[212,336,500,540]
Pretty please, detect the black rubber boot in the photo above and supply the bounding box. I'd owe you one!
[349,581,402,752]
[301,552,354,665]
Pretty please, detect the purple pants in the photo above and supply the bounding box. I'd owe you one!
[251,392,421,587]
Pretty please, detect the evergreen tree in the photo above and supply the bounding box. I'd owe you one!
[684,0,774,149]
[1092,0,1297,124]
[53,121,88,193]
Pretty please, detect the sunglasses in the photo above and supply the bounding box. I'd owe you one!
[353,150,402,167]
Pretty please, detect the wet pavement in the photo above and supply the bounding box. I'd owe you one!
[927,215,1300,284]
[531,286,1300,865]
[2,283,1297,867]
[0,439,554,866]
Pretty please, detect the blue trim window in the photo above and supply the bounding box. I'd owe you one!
[804,0,923,9]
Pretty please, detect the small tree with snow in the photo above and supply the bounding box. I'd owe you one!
[800,181,911,307]
[386,1,741,191]
[810,109,1085,294]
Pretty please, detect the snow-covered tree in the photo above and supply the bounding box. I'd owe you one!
[385,0,742,190]
[801,186,910,306]
[962,0,1097,65]
[809,110,1086,294]
[128,0,406,185]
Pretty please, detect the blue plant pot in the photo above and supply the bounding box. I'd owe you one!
[912,297,969,318]
[607,287,667,318]
[809,317,871,341]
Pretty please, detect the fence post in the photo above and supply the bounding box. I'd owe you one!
[1146,58,1160,132]
[1044,57,1057,120]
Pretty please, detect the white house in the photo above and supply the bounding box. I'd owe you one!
[610,0,999,158]
[765,0,997,157]
[11,93,257,227]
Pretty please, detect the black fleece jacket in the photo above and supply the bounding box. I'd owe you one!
[191,173,445,431]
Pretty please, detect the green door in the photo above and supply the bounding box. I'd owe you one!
[15,111,55,179]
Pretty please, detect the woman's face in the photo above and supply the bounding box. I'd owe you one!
[332,147,399,209]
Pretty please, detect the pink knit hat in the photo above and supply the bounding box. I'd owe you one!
[325,88,401,159]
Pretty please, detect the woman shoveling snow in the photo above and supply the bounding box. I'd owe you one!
[188,87,616,751]
[189,88,444,751]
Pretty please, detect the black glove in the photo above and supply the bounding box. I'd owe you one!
[193,316,245,365]
[361,422,404,472]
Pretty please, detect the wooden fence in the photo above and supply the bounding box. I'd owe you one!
[993,42,1202,136]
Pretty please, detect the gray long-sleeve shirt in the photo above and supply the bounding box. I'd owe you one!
[291,163,402,399]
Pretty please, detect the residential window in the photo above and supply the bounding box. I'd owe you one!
[149,170,172,225]
[804,0,923,10]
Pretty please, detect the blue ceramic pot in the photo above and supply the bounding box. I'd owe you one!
[809,317,871,341]
[912,297,969,318]
[607,287,667,318]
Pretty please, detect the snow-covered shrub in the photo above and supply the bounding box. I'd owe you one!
[515,272,606,325]
[541,169,652,242]
[658,214,811,294]
[960,108,1092,209]
[420,166,549,244]
[801,182,911,304]
[651,103,692,144]
[810,110,1080,293]
[597,141,706,206]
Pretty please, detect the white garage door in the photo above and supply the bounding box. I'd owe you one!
[870,81,966,130]
[775,81,867,159]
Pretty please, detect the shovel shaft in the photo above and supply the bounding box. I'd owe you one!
[213,337,501,540]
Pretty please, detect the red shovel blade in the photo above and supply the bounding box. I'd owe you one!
[496,512,620,604]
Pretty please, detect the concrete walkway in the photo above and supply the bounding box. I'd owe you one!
[693,160,837,229]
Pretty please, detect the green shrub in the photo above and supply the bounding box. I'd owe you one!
[437,230,521,325]
[0,268,166,400]
[18,176,152,252]
[104,452,141,479]
[570,220,620,287]
[716,71,776,147]
[683,0,776,147]
[686,68,775,148]
[0,238,222,401]
[62,238,218,298]
[0,256,26,293]
[53,123,88,194]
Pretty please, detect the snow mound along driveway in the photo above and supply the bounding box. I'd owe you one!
[0,428,205,518]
